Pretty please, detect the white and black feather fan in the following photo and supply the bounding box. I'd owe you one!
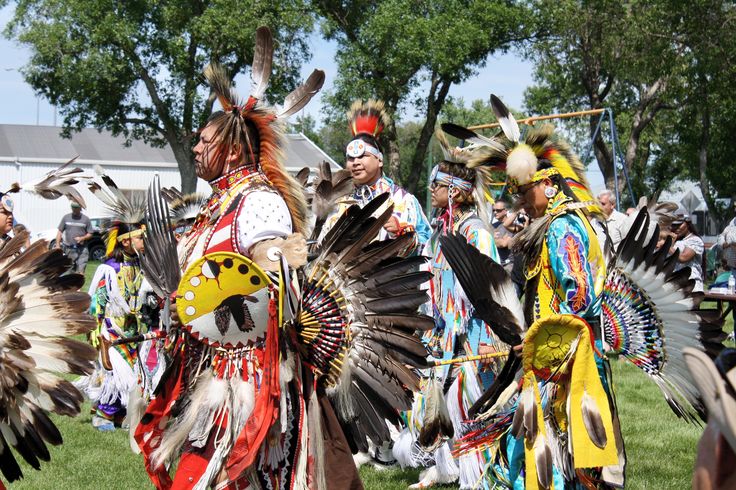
[603,208,726,421]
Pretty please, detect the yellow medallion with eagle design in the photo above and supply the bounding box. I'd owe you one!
[177,252,273,349]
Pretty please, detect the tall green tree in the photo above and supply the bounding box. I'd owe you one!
[656,0,736,224]
[3,0,314,192]
[313,0,534,194]
[524,0,687,199]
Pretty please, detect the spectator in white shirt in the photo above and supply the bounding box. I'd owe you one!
[597,189,628,248]
[669,212,705,302]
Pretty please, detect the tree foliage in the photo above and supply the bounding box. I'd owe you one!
[3,0,314,191]
[313,0,534,194]
[524,0,736,221]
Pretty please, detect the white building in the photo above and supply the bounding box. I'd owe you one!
[0,124,338,234]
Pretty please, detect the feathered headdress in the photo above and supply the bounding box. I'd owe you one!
[169,193,207,225]
[445,95,598,210]
[434,126,506,227]
[345,99,390,160]
[88,166,146,257]
[202,26,325,234]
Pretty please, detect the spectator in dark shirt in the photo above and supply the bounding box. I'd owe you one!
[55,201,93,273]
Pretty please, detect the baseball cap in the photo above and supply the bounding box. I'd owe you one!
[70,201,82,209]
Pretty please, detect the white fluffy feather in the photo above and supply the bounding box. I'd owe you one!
[506,144,538,186]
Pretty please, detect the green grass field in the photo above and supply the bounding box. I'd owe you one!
[7,263,729,489]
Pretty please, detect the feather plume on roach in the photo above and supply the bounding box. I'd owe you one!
[347,99,390,139]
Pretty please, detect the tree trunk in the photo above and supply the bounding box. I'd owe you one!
[697,82,717,225]
[406,75,452,195]
[384,121,401,181]
[167,134,197,193]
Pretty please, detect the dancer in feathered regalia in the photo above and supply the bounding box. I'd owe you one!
[80,175,149,431]
[133,27,431,490]
[395,129,504,488]
[440,95,725,489]
[317,99,431,254]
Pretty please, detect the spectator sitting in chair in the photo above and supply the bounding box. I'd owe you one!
[55,201,93,273]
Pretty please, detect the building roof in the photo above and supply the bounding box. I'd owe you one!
[0,124,338,171]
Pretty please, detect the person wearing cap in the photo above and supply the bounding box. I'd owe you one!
[320,99,431,255]
[0,194,15,250]
[668,211,705,302]
[684,347,736,489]
[55,201,93,273]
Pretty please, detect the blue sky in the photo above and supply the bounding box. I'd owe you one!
[0,5,606,191]
[0,4,534,126]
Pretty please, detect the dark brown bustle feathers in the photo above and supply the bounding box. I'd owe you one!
[294,193,431,450]
[0,240,96,481]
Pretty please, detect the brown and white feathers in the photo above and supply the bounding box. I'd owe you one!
[602,208,727,421]
[0,239,96,482]
[295,193,431,451]
[305,161,353,244]
[88,165,146,225]
[7,157,89,208]
[169,193,207,225]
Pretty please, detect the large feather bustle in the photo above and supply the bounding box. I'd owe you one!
[347,99,390,139]
[0,242,96,482]
[603,208,727,421]
[295,193,430,450]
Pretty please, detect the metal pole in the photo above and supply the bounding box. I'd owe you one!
[468,108,606,130]
[606,110,621,209]
[426,135,433,212]
[609,110,636,207]
[581,111,606,166]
